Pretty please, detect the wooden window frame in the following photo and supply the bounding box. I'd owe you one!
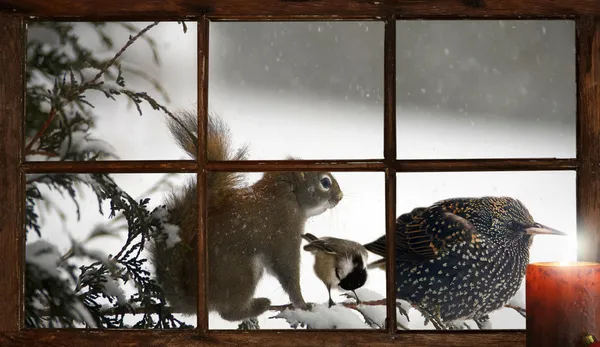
[1,2,599,346]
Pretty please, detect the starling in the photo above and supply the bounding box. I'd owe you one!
[363,196,566,326]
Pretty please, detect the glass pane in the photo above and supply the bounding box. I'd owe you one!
[394,171,575,330]
[25,21,197,161]
[25,173,196,329]
[207,172,386,330]
[209,22,384,160]
[396,20,575,159]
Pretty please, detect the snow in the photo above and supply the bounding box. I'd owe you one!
[162,224,181,248]
[69,300,98,328]
[151,206,170,221]
[396,300,412,329]
[149,206,181,248]
[79,67,103,84]
[354,304,386,329]
[101,274,127,305]
[273,304,370,329]
[25,173,54,185]
[25,240,62,279]
[76,174,107,194]
[59,131,117,158]
[349,288,385,302]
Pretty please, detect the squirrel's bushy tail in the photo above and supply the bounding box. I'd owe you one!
[167,109,249,199]
[150,110,248,314]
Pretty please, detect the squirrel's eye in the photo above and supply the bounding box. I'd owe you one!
[320,176,332,190]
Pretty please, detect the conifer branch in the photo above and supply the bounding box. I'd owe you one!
[24,21,160,154]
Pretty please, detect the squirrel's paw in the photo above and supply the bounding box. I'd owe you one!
[292,302,314,311]
[251,297,272,315]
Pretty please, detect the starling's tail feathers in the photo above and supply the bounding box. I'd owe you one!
[367,258,386,270]
[363,236,387,258]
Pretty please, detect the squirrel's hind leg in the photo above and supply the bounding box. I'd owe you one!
[218,297,272,322]
[211,257,271,322]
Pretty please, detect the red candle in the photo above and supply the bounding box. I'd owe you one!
[527,262,600,347]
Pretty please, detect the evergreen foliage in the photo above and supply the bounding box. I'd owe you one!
[24,21,192,329]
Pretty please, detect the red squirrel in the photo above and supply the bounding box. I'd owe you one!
[150,110,344,321]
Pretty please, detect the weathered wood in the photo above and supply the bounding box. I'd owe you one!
[393,158,577,172]
[202,158,574,172]
[18,158,577,173]
[196,16,209,334]
[384,169,397,332]
[383,16,397,333]
[576,16,600,262]
[0,15,23,332]
[0,330,526,346]
[18,158,578,173]
[20,160,198,173]
[1,0,599,18]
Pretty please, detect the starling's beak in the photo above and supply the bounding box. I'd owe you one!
[525,223,567,236]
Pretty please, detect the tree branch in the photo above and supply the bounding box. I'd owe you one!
[24,21,160,154]
[504,304,526,318]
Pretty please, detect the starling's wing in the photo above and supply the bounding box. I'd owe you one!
[363,207,427,258]
[364,205,477,262]
[398,205,477,261]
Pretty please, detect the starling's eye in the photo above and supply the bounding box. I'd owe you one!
[320,175,332,191]
[507,221,519,231]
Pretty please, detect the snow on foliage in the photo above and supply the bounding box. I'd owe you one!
[26,240,62,279]
[273,303,371,329]
[151,206,181,248]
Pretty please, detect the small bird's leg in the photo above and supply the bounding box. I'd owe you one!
[352,290,361,304]
[327,285,335,308]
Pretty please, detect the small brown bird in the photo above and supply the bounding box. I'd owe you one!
[302,233,369,307]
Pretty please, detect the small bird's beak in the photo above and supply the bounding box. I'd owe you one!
[525,223,567,236]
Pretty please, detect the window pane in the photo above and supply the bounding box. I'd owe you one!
[209,21,384,160]
[207,172,387,330]
[396,20,575,159]
[394,171,575,330]
[25,173,196,329]
[25,21,197,161]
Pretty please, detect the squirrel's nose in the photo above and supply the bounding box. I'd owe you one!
[335,191,343,202]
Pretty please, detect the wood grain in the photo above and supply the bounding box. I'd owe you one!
[0,15,23,332]
[1,0,600,18]
[196,16,209,334]
[0,330,526,346]
[20,160,198,173]
[383,16,397,333]
[19,158,577,173]
[201,158,577,172]
[576,17,600,262]
[394,158,577,172]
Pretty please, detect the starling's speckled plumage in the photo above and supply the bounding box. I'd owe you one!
[364,196,565,325]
